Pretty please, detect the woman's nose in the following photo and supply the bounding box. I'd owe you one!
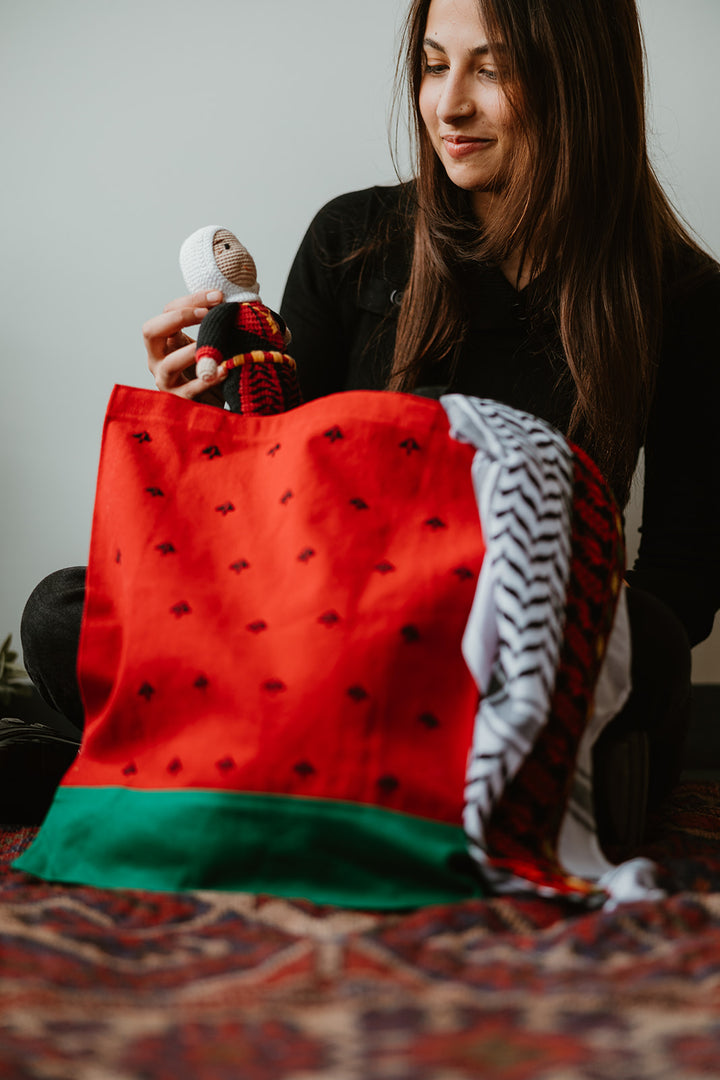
[436,76,476,124]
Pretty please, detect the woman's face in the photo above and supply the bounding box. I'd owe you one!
[418,0,517,218]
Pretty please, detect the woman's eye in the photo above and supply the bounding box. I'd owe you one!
[480,67,497,81]
[423,60,447,75]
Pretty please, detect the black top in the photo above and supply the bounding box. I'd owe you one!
[280,184,720,647]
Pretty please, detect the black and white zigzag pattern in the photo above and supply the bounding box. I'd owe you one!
[440,396,575,857]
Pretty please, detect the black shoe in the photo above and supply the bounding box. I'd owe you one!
[0,717,80,825]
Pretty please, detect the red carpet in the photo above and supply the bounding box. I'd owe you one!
[2,782,720,1078]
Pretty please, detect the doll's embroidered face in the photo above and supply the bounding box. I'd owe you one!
[212,230,257,288]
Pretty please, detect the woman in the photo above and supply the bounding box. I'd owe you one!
[17,0,720,834]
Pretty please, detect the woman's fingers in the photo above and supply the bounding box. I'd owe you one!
[153,337,229,398]
[152,339,198,390]
[143,307,204,362]
[143,290,225,395]
[162,290,223,315]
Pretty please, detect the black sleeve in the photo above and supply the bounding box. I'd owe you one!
[280,186,410,402]
[627,260,720,647]
[280,196,352,400]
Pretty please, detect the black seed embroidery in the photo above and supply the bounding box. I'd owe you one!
[349,498,369,510]
[318,610,340,627]
[263,678,287,694]
[324,426,344,442]
[399,438,420,454]
[374,560,396,575]
[419,712,440,729]
[167,758,182,775]
[401,625,421,643]
[132,431,151,444]
[170,601,191,617]
[216,502,235,516]
[156,543,176,555]
[268,443,281,457]
[247,620,268,634]
[145,487,164,497]
[453,566,475,581]
[115,550,122,564]
[377,775,399,794]
[294,761,316,778]
[123,762,138,776]
[194,675,209,690]
[216,757,236,772]
[138,682,155,701]
[424,517,447,530]
[280,489,294,505]
[230,559,250,573]
[298,548,315,563]
[202,445,222,460]
[347,685,369,702]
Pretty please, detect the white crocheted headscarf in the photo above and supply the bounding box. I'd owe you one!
[179,226,261,304]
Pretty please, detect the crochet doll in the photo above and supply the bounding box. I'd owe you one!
[179,226,301,415]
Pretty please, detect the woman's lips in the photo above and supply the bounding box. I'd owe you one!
[441,136,494,159]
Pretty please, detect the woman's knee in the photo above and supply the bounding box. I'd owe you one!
[21,567,86,657]
[20,567,87,727]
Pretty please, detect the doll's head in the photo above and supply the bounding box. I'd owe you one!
[179,226,260,303]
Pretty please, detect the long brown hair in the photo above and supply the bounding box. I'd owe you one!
[389,0,703,504]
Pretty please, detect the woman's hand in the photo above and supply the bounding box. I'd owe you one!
[143,290,228,403]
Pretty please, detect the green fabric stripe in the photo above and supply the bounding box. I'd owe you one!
[15,787,486,908]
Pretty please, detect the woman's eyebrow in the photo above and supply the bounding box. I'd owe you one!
[423,36,491,58]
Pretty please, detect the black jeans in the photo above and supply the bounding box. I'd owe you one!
[21,567,692,807]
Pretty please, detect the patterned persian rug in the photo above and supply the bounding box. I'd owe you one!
[2,782,720,1079]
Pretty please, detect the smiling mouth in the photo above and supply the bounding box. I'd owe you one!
[443,135,489,141]
[441,135,494,158]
